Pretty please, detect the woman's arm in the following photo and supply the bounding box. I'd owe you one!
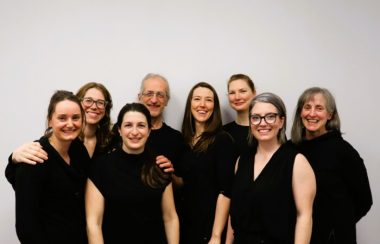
[12,142,48,164]
[209,194,230,244]
[225,157,240,244]
[85,179,105,244]
[292,154,316,244]
[340,142,372,222]
[225,215,234,244]
[15,164,47,243]
[161,183,180,244]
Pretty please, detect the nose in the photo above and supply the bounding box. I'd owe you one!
[199,99,206,107]
[309,108,316,116]
[66,119,74,127]
[258,117,268,126]
[235,92,241,100]
[131,126,139,135]
[150,94,158,103]
[90,102,97,109]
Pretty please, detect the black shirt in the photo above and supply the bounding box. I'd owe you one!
[89,148,168,243]
[297,131,372,244]
[230,142,298,244]
[15,137,90,244]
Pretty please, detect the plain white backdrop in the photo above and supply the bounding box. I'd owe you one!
[1,0,379,243]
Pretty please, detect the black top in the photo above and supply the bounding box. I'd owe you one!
[89,148,169,244]
[230,142,298,244]
[176,131,237,243]
[14,136,90,244]
[297,130,372,244]
[147,122,186,170]
[223,121,256,155]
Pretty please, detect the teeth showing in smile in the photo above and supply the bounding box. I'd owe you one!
[306,119,318,123]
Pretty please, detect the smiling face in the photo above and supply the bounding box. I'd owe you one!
[138,77,169,119]
[250,102,284,143]
[118,111,150,154]
[228,79,256,112]
[191,87,215,130]
[81,87,106,126]
[49,100,83,143]
[301,93,332,139]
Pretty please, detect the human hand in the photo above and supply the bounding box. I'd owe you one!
[12,142,48,165]
[156,155,174,173]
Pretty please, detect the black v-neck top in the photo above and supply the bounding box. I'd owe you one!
[230,141,298,243]
[15,136,90,244]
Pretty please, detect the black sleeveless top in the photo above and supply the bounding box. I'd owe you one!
[230,141,298,243]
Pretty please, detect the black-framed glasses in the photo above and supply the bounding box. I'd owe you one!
[81,97,108,109]
[250,113,278,125]
[141,91,166,100]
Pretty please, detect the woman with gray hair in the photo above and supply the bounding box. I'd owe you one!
[291,87,372,244]
[228,92,316,244]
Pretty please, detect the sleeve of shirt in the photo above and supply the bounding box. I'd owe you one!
[15,163,48,244]
[214,132,238,198]
[340,140,373,222]
[5,154,17,188]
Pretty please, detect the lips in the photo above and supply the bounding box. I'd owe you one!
[233,102,245,106]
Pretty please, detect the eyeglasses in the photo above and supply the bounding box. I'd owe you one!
[81,97,108,109]
[250,113,278,125]
[141,91,166,100]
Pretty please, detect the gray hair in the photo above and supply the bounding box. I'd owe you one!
[248,92,287,145]
[139,73,171,100]
[291,87,341,144]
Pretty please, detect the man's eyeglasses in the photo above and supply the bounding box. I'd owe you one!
[250,113,278,125]
[141,91,166,100]
[81,97,108,109]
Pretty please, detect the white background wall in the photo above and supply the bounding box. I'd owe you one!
[1,0,379,243]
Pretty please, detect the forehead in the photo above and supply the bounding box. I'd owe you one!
[193,87,214,97]
[228,79,251,90]
[251,102,277,114]
[84,87,105,99]
[122,111,147,123]
[143,77,167,92]
[53,100,81,115]
[305,93,326,105]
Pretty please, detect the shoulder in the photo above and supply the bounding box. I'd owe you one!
[162,123,182,136]
[326,131,361,157]
[215,130,234,144]
[223,121,235,130]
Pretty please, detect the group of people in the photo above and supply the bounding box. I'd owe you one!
[6,73,372,244]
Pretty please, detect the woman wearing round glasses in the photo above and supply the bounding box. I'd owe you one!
[229,92,316,244]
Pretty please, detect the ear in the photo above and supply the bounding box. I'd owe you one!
[118,127,122,137]
[327,112,333,120]
[278,116,285,129]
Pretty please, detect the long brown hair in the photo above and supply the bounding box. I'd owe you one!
[76,82,113,153]
[181,82,223,153]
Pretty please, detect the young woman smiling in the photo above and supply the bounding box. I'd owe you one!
[177,82,236,244]
[85,103,179,244]
[223,74,256,154]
